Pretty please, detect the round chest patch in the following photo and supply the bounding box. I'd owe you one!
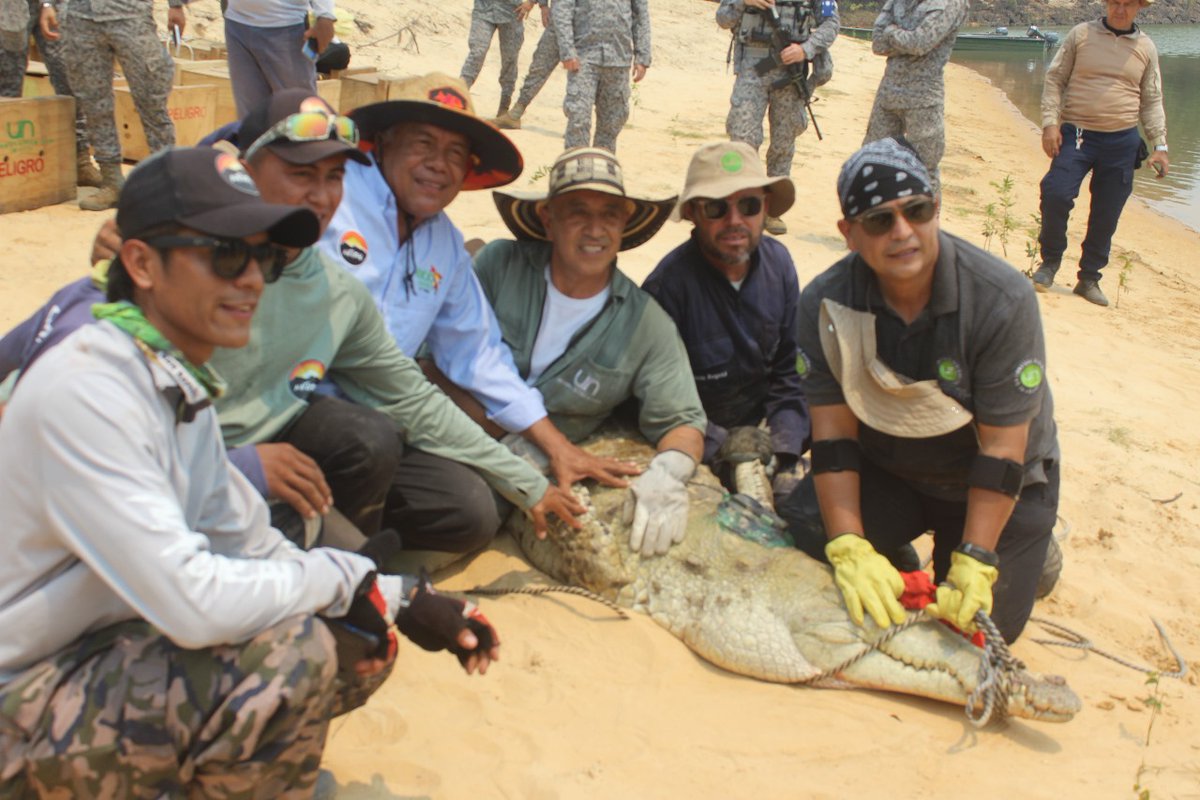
[720,150,743,173]
[936,357,961,383]
[1015,359,1045,393]
[795,349,812,378]
[339,230,367,266]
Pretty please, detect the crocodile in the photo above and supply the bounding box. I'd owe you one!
[503,435,1081,723]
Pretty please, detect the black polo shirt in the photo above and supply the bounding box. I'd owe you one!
[796,231,1059,500]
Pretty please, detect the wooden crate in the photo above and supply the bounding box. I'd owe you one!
[337,73,387,114]
[115,83,217,161]
[177,62,237,127]
[0,96,76,214]
[315,77,342,111]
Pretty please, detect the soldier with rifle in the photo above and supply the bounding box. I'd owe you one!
[718,0,839,236]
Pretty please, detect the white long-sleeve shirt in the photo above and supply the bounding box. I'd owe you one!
[0,322,375,683]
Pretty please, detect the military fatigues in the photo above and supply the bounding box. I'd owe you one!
[718,0,839,179]
[863,0,968,195]
[552,0,651,153]
[513,0,559,111]
[460,0,527,111]
[59,0,176,164]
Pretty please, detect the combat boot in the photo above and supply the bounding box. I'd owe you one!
[494,102,524,130]
[76,151,102,188]
[79,163,124,212]
[764,215,787,235]
[497,94,512,118]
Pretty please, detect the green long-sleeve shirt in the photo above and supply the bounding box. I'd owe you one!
[474,239,706,444]
[211,246,549,510]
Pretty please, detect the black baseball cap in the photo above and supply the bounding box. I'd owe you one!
[238,89,370,166]
[116,147,320,248]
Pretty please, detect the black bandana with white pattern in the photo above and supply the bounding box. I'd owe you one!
[836,138,933,218]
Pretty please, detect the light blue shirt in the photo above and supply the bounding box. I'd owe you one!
[320,157,548,434]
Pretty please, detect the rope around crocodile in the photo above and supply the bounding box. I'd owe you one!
[1028,616,1188,680]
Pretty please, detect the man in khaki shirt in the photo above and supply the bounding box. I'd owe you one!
[1032,0,1168,307]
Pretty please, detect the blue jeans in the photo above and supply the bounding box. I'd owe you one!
[1038,124,1141,282]
[224,18,316,119]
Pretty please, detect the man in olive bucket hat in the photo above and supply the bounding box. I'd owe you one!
[464,147,708,557]
[320,72,640,547]
[778,137,1061,644]
[644,141,811,504]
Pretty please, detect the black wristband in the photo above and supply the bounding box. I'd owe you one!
[955,541,999,567]
[810,438,861,475]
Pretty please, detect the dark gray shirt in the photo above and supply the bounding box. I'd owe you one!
[796,231,1058,500]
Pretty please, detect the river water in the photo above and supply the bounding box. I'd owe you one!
[950,23,1200,232]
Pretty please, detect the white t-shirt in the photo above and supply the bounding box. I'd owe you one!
[528,266,610,384]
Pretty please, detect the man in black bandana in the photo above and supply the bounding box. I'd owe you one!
[779,137,1061,644]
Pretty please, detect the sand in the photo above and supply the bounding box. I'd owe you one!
[1,1,1198,797]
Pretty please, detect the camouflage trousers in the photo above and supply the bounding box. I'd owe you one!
[514,21,558,109]
[863,100,945,196]
[0,0,90,151]
[563,62,629,153]
[0,616,392,798]
[61,13,174,164]
[459,14,525,104]
[726,68,808,178]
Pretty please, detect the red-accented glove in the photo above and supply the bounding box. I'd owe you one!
[394,571,498,668]
[326,573,399,674]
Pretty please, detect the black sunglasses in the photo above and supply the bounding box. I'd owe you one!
[143,236,290,284]
[696,195,765,220]
[852,198,937,236]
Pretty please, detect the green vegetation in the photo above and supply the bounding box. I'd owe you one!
[1133,673,1165,800]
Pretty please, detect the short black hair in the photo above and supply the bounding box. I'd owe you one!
[106,222,184,303]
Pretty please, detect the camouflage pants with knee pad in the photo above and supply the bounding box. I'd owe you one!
[725,68,808,178]
[563,62,629,153]
[0,616,391,797]
[863,101,945,196]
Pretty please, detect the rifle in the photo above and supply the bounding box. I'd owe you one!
[752,6,823,141]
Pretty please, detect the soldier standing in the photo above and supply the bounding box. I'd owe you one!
[862,0,968,198]
[494,0,559,130]
[40,0,180,211]
[460,0,535,118]
[552,0,651,153]
[718,0,839,236]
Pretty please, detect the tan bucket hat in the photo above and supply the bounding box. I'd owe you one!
[817,299,973,438]
[349,72,522,191]
[493,147,677,251]
[671,141,795,221]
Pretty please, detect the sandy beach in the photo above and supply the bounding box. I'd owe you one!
[2,0,1198,796]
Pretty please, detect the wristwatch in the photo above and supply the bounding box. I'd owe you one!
[954,541,1000,567]
[1154,144,1169,152]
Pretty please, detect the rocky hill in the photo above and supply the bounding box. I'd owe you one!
[839,0,1200,28]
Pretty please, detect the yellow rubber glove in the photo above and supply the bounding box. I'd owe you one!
[926,550,999,634]
[825,534,907,629]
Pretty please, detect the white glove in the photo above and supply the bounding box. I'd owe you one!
[624,450,695,556]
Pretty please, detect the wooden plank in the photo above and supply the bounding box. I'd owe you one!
[115,83,217,162]
[315,77,342,112]
[337,73,387,115]
[0,96,76,214]
[177,62,237,127]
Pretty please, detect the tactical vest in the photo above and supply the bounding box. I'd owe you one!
[736,0,822,49]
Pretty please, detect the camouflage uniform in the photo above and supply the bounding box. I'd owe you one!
[513,0,559,111]
[60,0,177,165]
[553,0,651,153]
[0,617,391,797]
[718,0,839,179]
[460,0,527,113]
[863,0,968,195]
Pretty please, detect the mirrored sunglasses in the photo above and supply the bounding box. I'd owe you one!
[853,198,937,236]
[242,110,360,162]
[697,195,765,220]
[144,235,290,284]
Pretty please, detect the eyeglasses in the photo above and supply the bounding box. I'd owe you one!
[144,236,290,283]
[242,110,359,162]
[851,198,937,236]
[696,195,765,220]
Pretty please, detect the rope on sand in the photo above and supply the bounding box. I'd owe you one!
[1028,616,1188,680]
[466,584,629,619]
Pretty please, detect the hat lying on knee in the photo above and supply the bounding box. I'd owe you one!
[493,147,677,251]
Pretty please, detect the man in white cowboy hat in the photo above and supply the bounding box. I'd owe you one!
[469,147,707,557]
[320,72,639,547]
[643,141,810,503]
[778,137,1061,644]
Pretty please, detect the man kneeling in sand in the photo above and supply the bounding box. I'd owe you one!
[0,147,498,795]
[456,147,708,556]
